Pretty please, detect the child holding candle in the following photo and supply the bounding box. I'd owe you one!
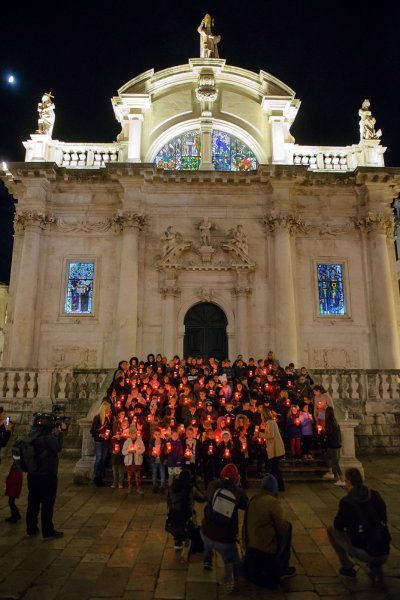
[122,424,146,495]
[299,403,314,459]
[286,405,302,460]
[217,430,233,473]
[201,428,218,490]
[148,427,167,493]
[166,428,184,486]
[110,419,128,488]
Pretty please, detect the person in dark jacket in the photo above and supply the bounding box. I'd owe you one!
[90,400,113,487]
[327,467,390,582]
[322,406,345,486]
[201,463,248,594]
[26,414,66,538]
[166,469,205,559]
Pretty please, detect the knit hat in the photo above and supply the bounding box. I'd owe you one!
[261,474,278,497]
[129,424,137,434]
[220,463,240,484]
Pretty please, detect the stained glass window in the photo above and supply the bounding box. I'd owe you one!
[154,130,257,171]
[154,130,201,170]
[212,130,257,171]
[65,262,94,314]
[317,264,345,315]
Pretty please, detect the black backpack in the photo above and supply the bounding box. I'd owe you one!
[345,497,391,557]
[12,432,41,473]
[207,482,237,526]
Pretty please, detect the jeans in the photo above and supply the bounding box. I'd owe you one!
[327,526,388,569]
[201,531,242,575]
[325,449,342,478]
[94,440,109,479]
[151,462,165,488]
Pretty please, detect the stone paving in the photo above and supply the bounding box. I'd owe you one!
[0,455,399,600]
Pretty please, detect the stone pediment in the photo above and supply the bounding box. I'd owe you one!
[156,224,255,271]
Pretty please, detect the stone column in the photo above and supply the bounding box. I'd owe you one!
[356,215,400,369]
[114,212,145,362]
[10,211,52,368]
[264,214,304,366]
[127,116,144,162]
[233,277,251,358]
[199,121,214,170]
[161,277,180,359]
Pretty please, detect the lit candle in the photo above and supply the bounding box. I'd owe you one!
[191,419,197,426]
[207,415,211,422]
[114,443,120,453]
[197,401,203,409]
[317,425,323,434]
[170,418,175,426]
[224,448,230,459]
[129,444,135,452]
[147,414,153,422]
[179,424,185,433]
[254,425,259,435]
[295,418,300,426]
[249,370,253,378]
[104,430,110,439]
[166,442,172,453]
[184,448,192,458]
[208,444,213,455]
[226,416,231,424]
[241,442,247,452]
[152,447,158,457]
[184,397,189,405]
[221,398,226,406]
[288,381,292,388]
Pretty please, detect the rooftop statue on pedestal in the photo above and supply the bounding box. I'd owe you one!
[359,99,382,141]
[197,14,221,58]
[36,92,55,136]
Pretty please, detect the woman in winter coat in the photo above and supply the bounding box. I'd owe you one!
[322,406,345,486]
[259,408,286,492]
[90,400,113,487]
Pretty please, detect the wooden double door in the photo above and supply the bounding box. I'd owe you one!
[183,302,228,361]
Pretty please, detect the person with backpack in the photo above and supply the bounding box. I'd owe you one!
[242,474,296,588]
[24,413,66,539]
[165,469,205,559]
[200,463,248,594]
[327,467,391,583]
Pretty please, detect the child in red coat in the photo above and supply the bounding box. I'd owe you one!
[5,462,23,523]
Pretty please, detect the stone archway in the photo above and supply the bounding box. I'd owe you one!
[183,302,228,361]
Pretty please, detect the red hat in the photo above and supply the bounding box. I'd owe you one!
[220,463,240,484]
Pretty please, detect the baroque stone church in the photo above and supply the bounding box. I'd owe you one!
[1,17,400,371]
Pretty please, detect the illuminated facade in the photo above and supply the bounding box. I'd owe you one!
[1,58,399,370]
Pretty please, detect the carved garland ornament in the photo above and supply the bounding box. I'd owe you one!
[14,211,147,234]
[262,213,307,234]
[354,213,394,236]
[14,210,55,233]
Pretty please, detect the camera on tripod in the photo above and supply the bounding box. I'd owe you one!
[33,404,71,430]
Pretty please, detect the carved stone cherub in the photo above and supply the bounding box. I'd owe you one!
[36,92,55,136]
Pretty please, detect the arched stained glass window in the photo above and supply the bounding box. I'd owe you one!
[212,130,257,171]
[154,130,258,171]
[154,130,201,170]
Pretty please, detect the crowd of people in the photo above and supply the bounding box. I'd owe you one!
[90,352,341,491]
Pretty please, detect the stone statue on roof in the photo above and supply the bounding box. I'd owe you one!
[197,14,221,58]
[36,92,55,136]
[359,99,382,141]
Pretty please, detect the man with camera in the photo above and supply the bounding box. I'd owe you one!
[26,413,67,539]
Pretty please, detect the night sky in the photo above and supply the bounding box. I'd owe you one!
[1,1,399,283]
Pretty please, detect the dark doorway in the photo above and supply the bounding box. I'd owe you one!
[184,303,228,361]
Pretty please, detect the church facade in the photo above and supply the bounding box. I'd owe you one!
[1,55,400,371]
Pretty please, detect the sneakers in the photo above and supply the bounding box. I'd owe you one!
[280,566,297,581]
[43,530,64,540]
[180,539,191,562]
[339,566,357,578]
[174,542,183,550]
[110,483,117,489]
[118,483,123,489]
[322,472,335,480]
[334,479,346,487]
[136,487,145,495]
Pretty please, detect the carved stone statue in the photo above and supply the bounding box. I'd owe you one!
[197,14,221,58]
[229,224,248,255]
[359,99,382,141]
[36,92,55,136]
[198,216,213,246]
[161,226,182,255]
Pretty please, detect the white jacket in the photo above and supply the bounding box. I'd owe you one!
[122,437,145,466]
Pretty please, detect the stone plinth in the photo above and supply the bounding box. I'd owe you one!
[338,418,364,478]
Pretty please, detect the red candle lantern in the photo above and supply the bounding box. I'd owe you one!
[226,416,231,424]
[184,448,192,459]
[147,414,153,422]
[249,370,253,378]
[208,444,213,455]
[241,442,247,452]
[170,418,175,426]
[152,447,158,457]
[129,444,135,452]
[206,415,211,422]
[184,397,189,406]
[197,401,203,409]
[254,425,259,435]
[295,418,300,426]
[317,425,323,434]
[224,448,230,459]
[179,424,185,433]
[221,398,226,406]
[166,442,172,453]
[191,419,197,426]
[114,443,120,453]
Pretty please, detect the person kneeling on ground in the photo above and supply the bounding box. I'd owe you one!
[201,463,248,594]
[327,467,391,583]
[242,474,296,588]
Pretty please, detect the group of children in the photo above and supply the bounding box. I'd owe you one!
[90,353,331,491]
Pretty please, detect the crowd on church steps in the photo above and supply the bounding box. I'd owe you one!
[91,352,340,491]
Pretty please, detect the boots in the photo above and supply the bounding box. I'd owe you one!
[111,466,118,488]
